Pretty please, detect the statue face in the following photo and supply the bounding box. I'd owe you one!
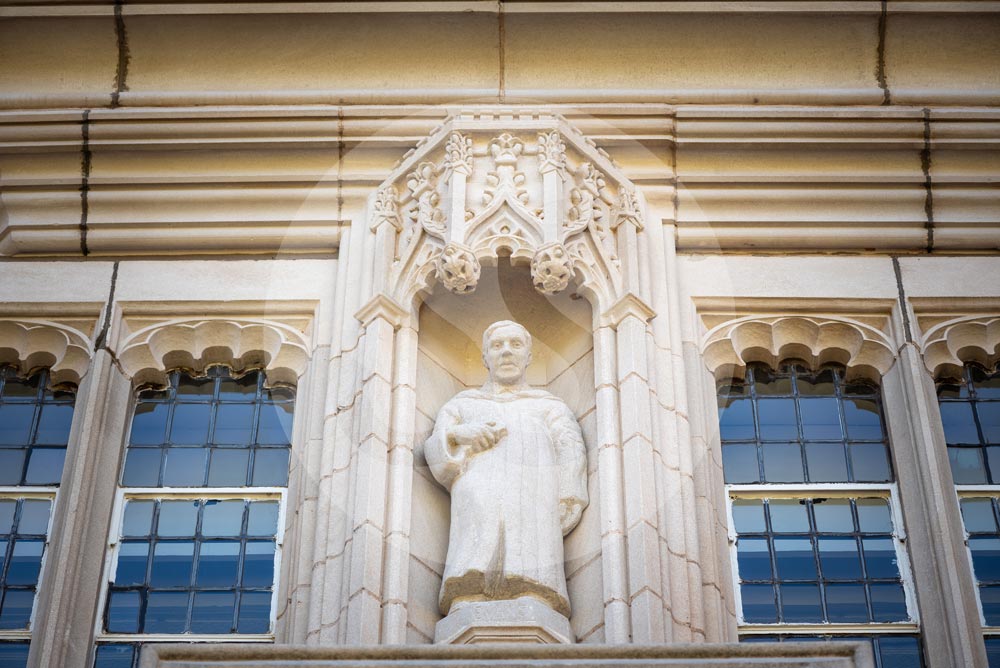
[483,323,531,385]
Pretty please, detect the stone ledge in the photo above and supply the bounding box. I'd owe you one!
[138,642,874,668]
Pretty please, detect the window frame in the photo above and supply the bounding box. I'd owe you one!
[0,487,58,643]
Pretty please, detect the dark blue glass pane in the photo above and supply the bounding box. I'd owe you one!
[7,539,43,585]
[34,404,72,445]
[762,443,804,483]
[856,498,892,533]
[129,404,168,446]
[818,537,862,580]
[981,403,1000,444]
[778,583,822,622]
[106,590,141,633]
[740,584,777,623]
[0,450,25,485]
[0,642,30,668]
[757,399,798,441]
[144,591,189,633]
[247,502,279,537]
[768,500,809,533]
[207,448,250,487]
[201,500,244,537]
[176,375,214,399]
[878,636,923,668]
[257,403,293,445]
[843,398,883,441]
[237,591,272,633]
[0,405,34,445]
[219,375,257,401]
[156,500,198,537]
[121,449,162,487]
[805,443,849,482]
[122,501,154,537]
[191,591,236,633]
[850,443,892,482]
[196,541,241,587]
[251,449,289,487]
[799,398,842,440]
[732,500,766,534]
[971,537,1000,582]
[985,636,1000,668]
[170,404,211,445]
[774,538,816,580]
[824,583,868,622]
[242,540,275,588]
[982,586,1000,625]
[736,537,771,581]
[972,367,1000,399]
[161,448,208,487]
[961,498,998,533]
[214,404,254,445]
[940,402,980,444]
[0,590,34,629]
[719,397,755,441]
[949,447,988,485]
[797,369,835,396]
[2,374,38,400]
[870,582,908,621]
[18,499,51,534]
[0,501,13,532]
[24,447,66,485]
[115,542,149,587]
[723,443,760,484]
[754,368,792,396]
[862,537,900,579]
[987,447,1000,483]
[150,542,195,587]
[94,644,136,668]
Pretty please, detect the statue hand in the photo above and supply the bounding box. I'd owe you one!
[559,500,584,535]
[448,421,507,454]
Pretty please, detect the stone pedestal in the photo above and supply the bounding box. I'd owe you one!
[433,597,574,645]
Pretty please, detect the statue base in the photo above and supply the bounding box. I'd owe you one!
[434,597,574,644]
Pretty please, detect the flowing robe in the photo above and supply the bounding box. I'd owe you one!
[424,388,588,617]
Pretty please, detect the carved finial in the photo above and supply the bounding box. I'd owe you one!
[407,162,447,239]
[445,132,474,175]
[483,133,529,207]
[531,242,573,296]
[612,188,643,230]
[406,161,438,198]
[537,131,566,174]
[489,133,524,166]
[436,242,481,294]
[578,163,607,198]
[371,186,402,231]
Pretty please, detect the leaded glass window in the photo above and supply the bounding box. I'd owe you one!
[97,367,292,666]
[940,362,1000,665]
[0,367,75,668]
[721,363,920,665]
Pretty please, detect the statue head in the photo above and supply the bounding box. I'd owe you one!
[482,320,532,387]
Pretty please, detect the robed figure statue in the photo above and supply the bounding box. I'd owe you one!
[425,320,589,620]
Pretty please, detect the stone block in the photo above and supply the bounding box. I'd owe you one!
[434,598,574,645]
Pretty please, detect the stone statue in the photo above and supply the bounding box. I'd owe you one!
[424,320,589,626]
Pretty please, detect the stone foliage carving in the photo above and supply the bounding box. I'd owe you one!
[531,242,573,296]
[921,315,1000,377]
[0,320,92,386]
[370,112,644,306]
[371,186,401,231]
[117,318,310,387]
[701,315,896,381]
[436,242,481,295]
[424,321,587,635]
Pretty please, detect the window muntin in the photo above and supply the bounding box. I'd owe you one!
[0,498,53,632]
[98,367,293,663]
[938,363,1000,485]
[720,365,891,485]
[742,634,923,668]
[722,362,920,663]
[0,367,74,487]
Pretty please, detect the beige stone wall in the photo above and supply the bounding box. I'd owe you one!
[1,3,998,668]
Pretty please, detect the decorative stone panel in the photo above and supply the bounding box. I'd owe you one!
[921,315,1000,378]
[0,319,92,386]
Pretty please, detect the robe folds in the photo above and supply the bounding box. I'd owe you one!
[425,387,588,617]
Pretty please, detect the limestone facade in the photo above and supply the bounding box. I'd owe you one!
[1,3,999,667]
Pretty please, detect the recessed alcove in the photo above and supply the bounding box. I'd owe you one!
[407,258,607,643]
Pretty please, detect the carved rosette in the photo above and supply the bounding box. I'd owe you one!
[531,242,574,296]
[436,242,481,295]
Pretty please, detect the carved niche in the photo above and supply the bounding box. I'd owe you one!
[366,112,647,309]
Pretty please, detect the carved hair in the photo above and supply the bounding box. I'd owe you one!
[481,320,532,352]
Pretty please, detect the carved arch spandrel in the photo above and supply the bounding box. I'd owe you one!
[0,319,93,386]
[117,318,310,388]
[921,315,1000,378]
[701,315,897,382]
